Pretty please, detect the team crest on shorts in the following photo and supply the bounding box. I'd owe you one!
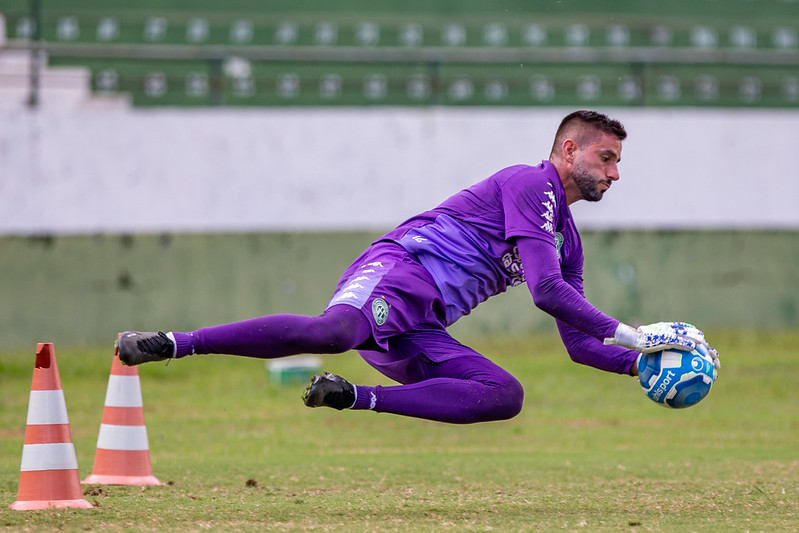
[371,297,389,326]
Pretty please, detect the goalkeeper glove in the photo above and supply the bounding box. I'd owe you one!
[605,321,710,355]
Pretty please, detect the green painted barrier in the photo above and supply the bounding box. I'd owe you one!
[1,231,796,349]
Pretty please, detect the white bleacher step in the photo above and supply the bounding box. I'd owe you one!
[0,47,130,109]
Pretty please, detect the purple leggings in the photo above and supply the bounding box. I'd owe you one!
[174,305,523,424]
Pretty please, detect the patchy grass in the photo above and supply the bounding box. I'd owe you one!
[1,330,797,531]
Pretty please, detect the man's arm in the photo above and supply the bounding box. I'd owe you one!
[517,236,720,373]
[556,320,639,375]
[516,236,619,341]
[517,236,640,374]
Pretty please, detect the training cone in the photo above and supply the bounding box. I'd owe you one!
[82,343,162,486]
[10,343,93,510]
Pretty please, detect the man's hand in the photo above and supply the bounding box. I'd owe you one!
[605,322,707,354]
[610,322,722,378]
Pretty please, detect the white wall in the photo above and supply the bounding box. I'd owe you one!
[2,104,798,234]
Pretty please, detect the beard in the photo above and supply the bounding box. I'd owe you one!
[572,159,608,202]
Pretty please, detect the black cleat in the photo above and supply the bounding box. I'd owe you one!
[302,372,355,410]
[117,331,174,366]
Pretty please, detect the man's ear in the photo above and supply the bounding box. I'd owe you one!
[561,138,577,164]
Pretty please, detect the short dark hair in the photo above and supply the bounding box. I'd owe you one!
[551,110,627,156]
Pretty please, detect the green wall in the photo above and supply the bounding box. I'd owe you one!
[1,231,796,350]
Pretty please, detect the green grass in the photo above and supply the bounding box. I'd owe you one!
[1,330,797,531]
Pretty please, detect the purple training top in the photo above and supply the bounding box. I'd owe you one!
[381,161,637,374]
[384,162,578,323]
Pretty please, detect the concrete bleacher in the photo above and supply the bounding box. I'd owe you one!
[2,2,798,107]
[0,13,130,109]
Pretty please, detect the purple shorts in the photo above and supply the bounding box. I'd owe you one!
[327,241,446,350]
[327,241,492,383]
[327,241,479,356]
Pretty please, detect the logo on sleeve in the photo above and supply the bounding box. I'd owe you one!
[540,183,557,234]
[555,232,564,260]
[371,297,389,326]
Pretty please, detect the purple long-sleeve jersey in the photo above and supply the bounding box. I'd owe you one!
[381,161,638,374]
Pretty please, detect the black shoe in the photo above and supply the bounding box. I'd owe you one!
[302,372,355,410]
[117,331,174,366]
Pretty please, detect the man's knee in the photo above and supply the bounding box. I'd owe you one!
[322,326,362,353]
[492,374,524,421]
[467,373,524,423]
[312,307,372,353]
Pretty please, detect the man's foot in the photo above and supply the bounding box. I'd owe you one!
[117,331,175,366]
[302,372,355,410]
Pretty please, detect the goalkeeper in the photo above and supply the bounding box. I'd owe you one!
[118,110,720,424]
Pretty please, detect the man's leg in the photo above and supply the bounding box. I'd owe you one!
[351,355,524,424]
[353,357,524,424]
[307,331,525,424]
[118,304,371,364]
[120,240,437,366]
[176,304,371,358]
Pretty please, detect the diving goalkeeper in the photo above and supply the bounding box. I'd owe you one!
[117,110,720,424]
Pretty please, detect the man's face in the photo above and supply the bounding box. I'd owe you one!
[571,133,622,202]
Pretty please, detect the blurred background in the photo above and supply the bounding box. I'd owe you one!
[1,0,797,349]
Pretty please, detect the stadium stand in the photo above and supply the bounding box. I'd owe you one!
[1,0,798,107]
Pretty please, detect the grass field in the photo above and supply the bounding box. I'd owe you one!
[1,330,797,532]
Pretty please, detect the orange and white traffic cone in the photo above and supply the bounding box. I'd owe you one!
[82,343,162,485]
[10,343,93,510]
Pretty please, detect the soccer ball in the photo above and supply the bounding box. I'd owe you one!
[637,347,716,409]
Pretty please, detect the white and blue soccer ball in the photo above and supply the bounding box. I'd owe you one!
[637,347,717,409]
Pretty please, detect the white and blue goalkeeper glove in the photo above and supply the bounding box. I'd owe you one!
[605,322,721,370]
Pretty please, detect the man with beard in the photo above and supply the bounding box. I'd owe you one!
[117,110,720,424]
